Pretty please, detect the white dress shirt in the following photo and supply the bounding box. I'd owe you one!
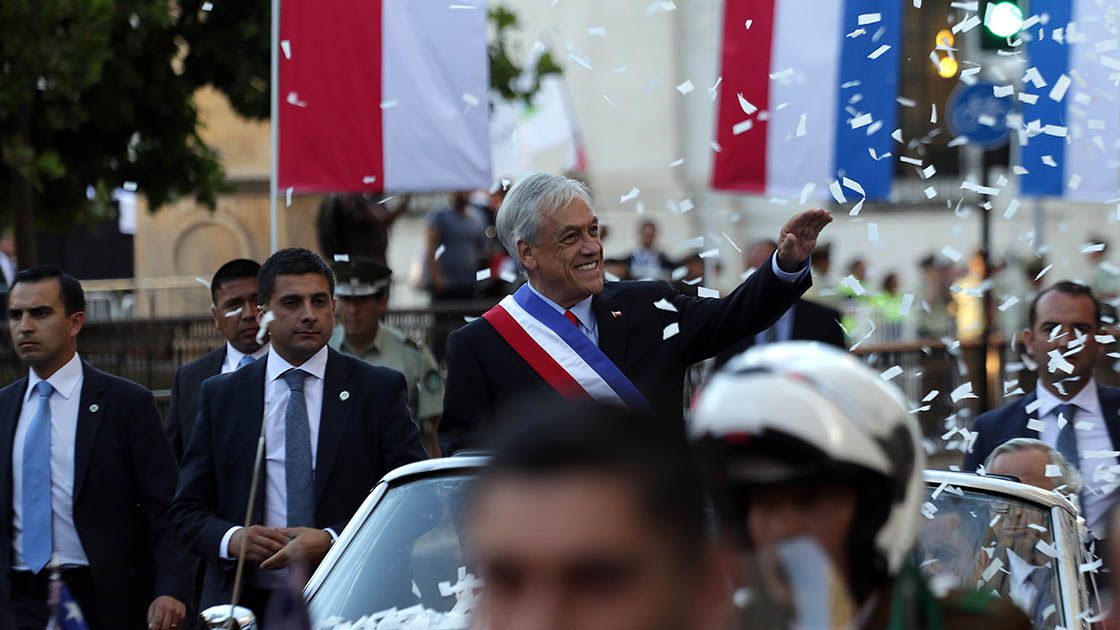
[219,345,335,562]
[220,342,270,375]
[526,253,809,347]
[1035,379,1117,537]
[11,353,88,569]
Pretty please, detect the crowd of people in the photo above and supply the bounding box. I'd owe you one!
[1,172,1118,628]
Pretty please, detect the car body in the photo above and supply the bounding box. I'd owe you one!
[303,460,1101,628]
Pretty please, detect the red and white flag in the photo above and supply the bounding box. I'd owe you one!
[278,0,491,193]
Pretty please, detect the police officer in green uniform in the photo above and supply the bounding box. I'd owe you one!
[330,257,444,456]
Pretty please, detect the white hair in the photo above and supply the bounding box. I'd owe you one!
[984,437,1084,496]
[496,173,593,259]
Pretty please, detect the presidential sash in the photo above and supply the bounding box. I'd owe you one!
[482,285,649,408]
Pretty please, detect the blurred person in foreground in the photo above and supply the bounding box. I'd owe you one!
[172,248,424,617]
[167,258,267,459]
[965,281,1120,541]
[441,173,830,454]
[329,257,443,456]
[1,267,190,629]
[690,342,1030,628]
[466,401,726,630]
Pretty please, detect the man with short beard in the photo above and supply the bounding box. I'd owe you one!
[441,172,831,454]
[965,281,1120,540]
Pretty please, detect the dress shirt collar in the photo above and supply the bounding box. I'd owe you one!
[226,341,270,367]
[26,352,82,403]
[266,344,329,384]
[526,281,595,331]
[1035,377,1100,418]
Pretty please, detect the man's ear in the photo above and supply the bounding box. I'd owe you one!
[517,240,537,271]
[211,304,221,330]
[1022,328,1035,355]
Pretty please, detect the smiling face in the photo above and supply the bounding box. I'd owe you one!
[518,198,604,308]
[260,273,335,365]
[8,279,84,378]
[211,277,263,354]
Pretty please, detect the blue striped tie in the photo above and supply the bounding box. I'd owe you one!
[23,381,54,573]
[282,369,314,528]
[237,354,256,370]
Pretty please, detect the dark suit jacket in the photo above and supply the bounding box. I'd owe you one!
[0,362,191,629]
[440,257,810,454]
[167,346,226,459]
[713,299,845,369]
[963,385,1120,471]
[171,348,425,606]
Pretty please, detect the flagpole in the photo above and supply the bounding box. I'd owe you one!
[269,0,280,253]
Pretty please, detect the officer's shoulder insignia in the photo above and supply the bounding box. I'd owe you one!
[423,369,443,393]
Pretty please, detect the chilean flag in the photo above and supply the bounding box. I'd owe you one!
[712,0,903,201]
[1020,0,1120,200]
[278,0,491,193]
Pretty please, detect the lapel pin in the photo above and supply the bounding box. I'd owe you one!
[88,404,99,413]
[339,391,350,401]
[611,310,623,318]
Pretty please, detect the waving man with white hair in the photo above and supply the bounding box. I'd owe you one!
[440,172,831,454]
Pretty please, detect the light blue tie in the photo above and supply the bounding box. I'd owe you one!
[23,381,54,574]
[236,354,256,370]
[282,369,314,528]
[1055,403,1080,469]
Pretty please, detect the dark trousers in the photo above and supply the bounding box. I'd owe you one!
[9,568,97,630]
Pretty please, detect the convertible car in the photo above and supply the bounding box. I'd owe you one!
[299,459,1104,629]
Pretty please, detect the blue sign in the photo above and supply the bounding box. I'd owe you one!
[947,82,1013,149]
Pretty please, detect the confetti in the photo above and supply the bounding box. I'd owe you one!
[280,40,291,59]
[981,557,1004,583]
[201,1,213,10]
[997,296,1020,312]
[1050,74,1071,102]
[858,12,882,25]
[1035,540,1059,558]
[796,113,807,137]
[950,382,977,403]
[930,104,938,124]
[940,246,963,262]
[1045,464,1061,477]
[676,80,694,95]
[256,311,275,345]
[663,322,680,340]
[732,119,754,135]
[475,269,491,282]
[829,180,847,203]
[434,244,446,260]
[697,287,720,298]
[770,68,794,80]
[880,365,903,381]
[842,177,866,196]
[1033,264,1053,281]
[223,307,242,319]
[194,276,210,288]
[868,45,891,60]
[850,113,873,129]
[737,93,757,115]
[620,188,640,203]
[993,84,1013,97]
[921,390,940,403]
[1003,198,1020,219]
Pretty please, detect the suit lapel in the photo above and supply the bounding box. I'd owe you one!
[314,349,352,508]
[236,361,267,523]
[592,291,629,368]
[73,363,104,500]
[1097,387,1120,452]
[1014,391,1039,438]
[0,379,29,519]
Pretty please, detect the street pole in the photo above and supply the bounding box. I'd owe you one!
[269,0,280,254]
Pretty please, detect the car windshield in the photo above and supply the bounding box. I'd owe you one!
[307,473,478,628]
[914,483,1063,628]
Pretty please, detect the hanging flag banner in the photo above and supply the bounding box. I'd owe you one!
[1020,0,1119,200]
[279,0,491,193]
[711,0,903,201]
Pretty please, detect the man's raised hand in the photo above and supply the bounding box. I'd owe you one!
[776,208,833,272]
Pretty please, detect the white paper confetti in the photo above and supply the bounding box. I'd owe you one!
[868,45,891,60]
[280,40,291,60]
[663,322,680,340]
[223,307,243,319]
[676,80,694,95]
[737,93,757,115]
[697,286,720,299]
[475,268,491,282]
[940,246,963,262]
[880,365,903,381]
[1050,74,1071,102]
[654,298,677,312]
[950,382,977,403]
[620,188,640,203]
[1045,464,1061,478]
[998,296,1020,312]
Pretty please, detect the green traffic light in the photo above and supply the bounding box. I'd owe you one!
[986,1,1023,38]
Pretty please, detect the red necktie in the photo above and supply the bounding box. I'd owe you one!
[564,310,580,328]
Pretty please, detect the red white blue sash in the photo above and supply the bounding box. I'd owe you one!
[482,285,649,409]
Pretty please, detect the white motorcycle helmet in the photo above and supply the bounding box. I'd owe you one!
[691,342,925,596]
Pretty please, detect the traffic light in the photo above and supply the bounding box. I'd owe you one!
[934,30,957,78]
[980,0,1023,50]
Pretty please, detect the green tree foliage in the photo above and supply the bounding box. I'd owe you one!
[1,1,558,266]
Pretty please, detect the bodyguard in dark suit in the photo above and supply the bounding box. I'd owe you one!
[167,259,267,459]
[965,281,1120,539]
[441,173,832,454]
[1,267,189,630]
[172,248,424,615]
